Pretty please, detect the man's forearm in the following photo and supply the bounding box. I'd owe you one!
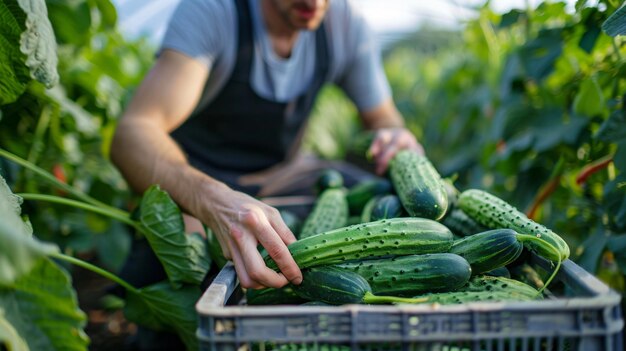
[110,118,226,218]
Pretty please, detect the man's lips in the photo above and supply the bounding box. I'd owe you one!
[294,6,316,20]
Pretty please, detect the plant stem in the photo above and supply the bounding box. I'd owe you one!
[515,234,562,295]
[17,193,137,228]
[51,251,139,294]
[0,148,127,218]
[362,292,428,305]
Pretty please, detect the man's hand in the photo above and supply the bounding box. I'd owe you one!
[202,184,303,289]
[368,127,424,175]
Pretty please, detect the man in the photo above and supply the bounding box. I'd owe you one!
[111,0,422,291]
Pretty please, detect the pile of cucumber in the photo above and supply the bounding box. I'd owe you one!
[250,150,569,306]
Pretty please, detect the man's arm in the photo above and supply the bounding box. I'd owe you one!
[359,98,425,175]
[110,50,302,289]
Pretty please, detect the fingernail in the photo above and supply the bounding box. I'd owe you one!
[291,277,303,285]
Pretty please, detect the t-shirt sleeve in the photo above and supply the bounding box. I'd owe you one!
[158,0,232,69]
[335,1,392,112]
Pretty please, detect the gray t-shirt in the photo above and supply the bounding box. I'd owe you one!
[160,0,391,113]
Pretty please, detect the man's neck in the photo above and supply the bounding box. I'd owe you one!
[260,0,299,58]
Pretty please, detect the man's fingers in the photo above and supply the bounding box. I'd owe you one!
[227,238,264,289]
[237,228,290,288]
[237,208,302,285]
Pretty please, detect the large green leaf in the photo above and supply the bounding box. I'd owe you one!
[16,0,58,87]
[0,175,57,285]
[0,0,30,104]
[0,0,59,105]
[124,281,199,351]
[138,185,211,288]
[0,308,29,351]
[602,3,626,37]
[0,258,89,351]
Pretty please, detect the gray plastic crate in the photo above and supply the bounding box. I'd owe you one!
[196,256,624,351]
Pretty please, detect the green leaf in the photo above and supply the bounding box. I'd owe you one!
[0,308,29,351]
[124,281,199,351]
[519,28,563,81]
[16,0,59,87]
[138,185,211,288]
[602,3,626,37]
[0,0,30,104]
[573,76,605,117]
[579,26,601,53]
[595,109,626,142]
[0,175,57,285]
[0,258,89,351]
[0,0,59,104]
[499,9,525,29]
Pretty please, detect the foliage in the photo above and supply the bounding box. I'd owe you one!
[0,0,154,272]
[0,166,206,350]
[0,0,59,105]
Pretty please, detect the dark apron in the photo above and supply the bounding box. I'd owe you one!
[170,0,330,195]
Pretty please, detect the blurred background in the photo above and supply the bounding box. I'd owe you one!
[1,0,624,350]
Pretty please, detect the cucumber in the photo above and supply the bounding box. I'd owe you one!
[450,229,523,275]
[346,178,392,215]
[246,286,306,305]
[336,253,471,297]
[315,169,344,193]
[415,290,539,305]
[263,218,454,271]
[458,276,540,300]
[458,189,569,261]
[370,194,406,221]
[292,266,428,305]
[389,150,448,220]
[360,195,381,223]
[300,188,348,239]
[441,208,488,237]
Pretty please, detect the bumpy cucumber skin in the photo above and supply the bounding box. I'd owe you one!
[389,151,448,220]
[300,188,348,239]
[370,194,406,221]
[450,229,523,275]
[336,253,471,297]
[459,275,540,299]
[458,189,570,261]
[292,266,371,305]
[263,218,454,270]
